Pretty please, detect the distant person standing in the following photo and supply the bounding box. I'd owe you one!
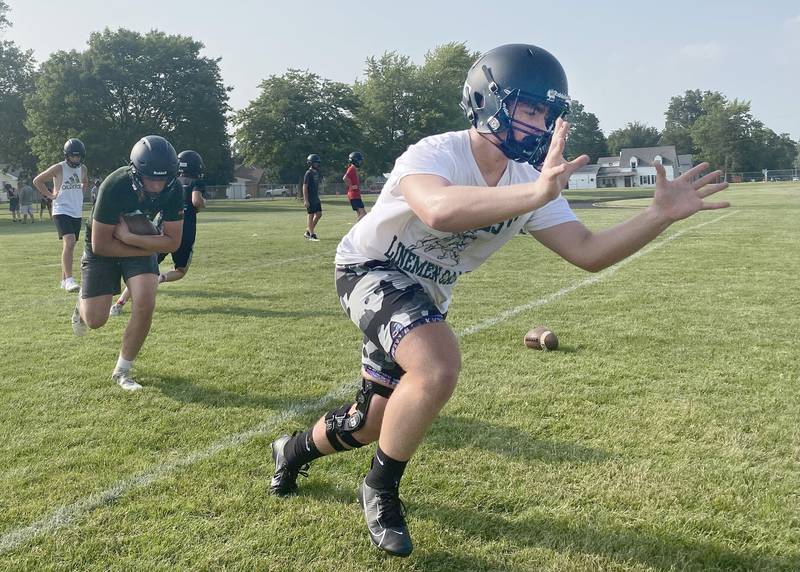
[18,179,37,224]
[303,153,322,241]
[90,179,101,204]
[33,138,89,292]
[343,151,367,222]
[5,183,19,223]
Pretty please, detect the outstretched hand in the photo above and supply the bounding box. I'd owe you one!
[533,117,590,202]
[651,162,730,222]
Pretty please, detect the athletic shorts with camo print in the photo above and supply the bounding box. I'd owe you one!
[335,260,445,386]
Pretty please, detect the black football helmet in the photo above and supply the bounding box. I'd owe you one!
[307,153,321,168]
[348,151,364,168]
[177,150,205,178]
[63,138,86,167]
[129,136,179,192]
[459,44,571,169]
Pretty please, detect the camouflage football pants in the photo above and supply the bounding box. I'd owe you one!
[335,261,445,386]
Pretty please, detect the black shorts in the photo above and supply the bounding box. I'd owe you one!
[53,215,82,240]
[349,198,365,211]
[306,200,322,214]
[9,198,19,212]
[335,260,445,386]
[158,239,194,269]
[80,247,158,298]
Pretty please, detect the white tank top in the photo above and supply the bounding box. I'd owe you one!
[52,161,84,217]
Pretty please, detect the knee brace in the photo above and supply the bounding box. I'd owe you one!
[324,379,394,451]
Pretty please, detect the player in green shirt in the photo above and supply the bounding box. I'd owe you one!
[71,135,184,391]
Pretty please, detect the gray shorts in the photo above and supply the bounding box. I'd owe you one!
[335,260,445,386]
[80,246,158,299]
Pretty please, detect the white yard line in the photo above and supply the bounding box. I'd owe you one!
[0,212,736,554]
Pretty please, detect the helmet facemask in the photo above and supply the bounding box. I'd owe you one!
[492,91,568,169]
[65,154,83,168]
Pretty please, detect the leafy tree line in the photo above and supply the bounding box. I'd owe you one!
[1,6,797,185]
[1,7,233,184]
[234,43,479,183]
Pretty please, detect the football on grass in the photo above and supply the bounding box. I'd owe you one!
[121,212,159,236]
[524,326,558,351]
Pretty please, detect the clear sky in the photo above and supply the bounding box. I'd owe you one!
[4,0,799,139]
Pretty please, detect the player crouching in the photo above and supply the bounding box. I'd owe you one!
[110,150,206,316]
[72,135,184,391]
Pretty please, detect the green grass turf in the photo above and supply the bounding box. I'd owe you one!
[0,184,798,570]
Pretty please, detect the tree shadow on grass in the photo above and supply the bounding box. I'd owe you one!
[149,374,293,410]
[426,415,610,464]
[413,504,798,572]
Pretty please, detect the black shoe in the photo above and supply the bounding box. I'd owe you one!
[269,434,308,496]
[357,478,413,557]
[309,233,319,241]
[303,230,311,240]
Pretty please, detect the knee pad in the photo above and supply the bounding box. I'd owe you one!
[324,379,394,451]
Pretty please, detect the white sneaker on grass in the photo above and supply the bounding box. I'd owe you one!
[64,277,80,292]
[109,302,123,316]
[112,369,142,392]
[71,300,88,337]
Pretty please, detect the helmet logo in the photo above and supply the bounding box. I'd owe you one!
[546,89,570,102]
[488,117,500,130]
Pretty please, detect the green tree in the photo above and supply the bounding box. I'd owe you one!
[690,99,754,173]
[660,90,726,154]
[564,100,608,162]
[749,128,796,171]
[0,0,10,31]
[354,52,420,175]
[25,29,233,183]
[414,42,476,136]
[0,36,37,172]
[606,122,661,156]
[233,69,359,183]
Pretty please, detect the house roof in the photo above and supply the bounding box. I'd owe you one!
[597,156,618,165]
[572,164,602,175]
[619,146,679,167]
[233,165,266,183]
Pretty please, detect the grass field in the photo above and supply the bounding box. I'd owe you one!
[1,184,798,571]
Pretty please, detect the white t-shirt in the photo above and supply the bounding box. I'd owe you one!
[335,130,578,312]
[52,161,84,218]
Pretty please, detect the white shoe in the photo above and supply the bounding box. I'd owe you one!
[113,369,142,392]
[71,301,88,337]
[109,303,123,316]
[64,277,80,293]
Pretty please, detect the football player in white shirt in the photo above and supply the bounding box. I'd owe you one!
[33,138,89,292]
[268,44,729,557]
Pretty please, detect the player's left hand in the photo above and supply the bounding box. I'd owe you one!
[651,162,730,222]
[534,118,590,203]
[113,217,132,243]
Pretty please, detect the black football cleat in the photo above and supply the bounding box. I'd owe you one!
[269,434,308,496]
[357,478,413,557]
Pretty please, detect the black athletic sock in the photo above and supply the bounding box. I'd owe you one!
[284,429,324,468]
[365,445,408,490]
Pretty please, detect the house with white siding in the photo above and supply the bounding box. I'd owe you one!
[568,146,693,189]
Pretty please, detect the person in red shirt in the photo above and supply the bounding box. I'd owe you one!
[343,151,366,221]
